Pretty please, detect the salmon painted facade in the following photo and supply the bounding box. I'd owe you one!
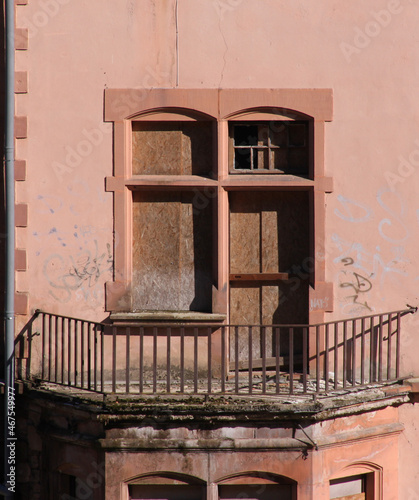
[2,1,419,499]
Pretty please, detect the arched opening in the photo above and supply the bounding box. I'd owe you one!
[329,462,383,500]
[127,472,206,500]
[217,471,297,500]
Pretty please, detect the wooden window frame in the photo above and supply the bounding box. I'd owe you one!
[229,121,310,175]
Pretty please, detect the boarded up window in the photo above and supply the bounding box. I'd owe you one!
[229,191,309,326]
[132,122,214,177]
[132,191,213,311]
[229,191,309,362]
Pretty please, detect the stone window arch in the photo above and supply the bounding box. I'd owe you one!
[124,472,207,500]
[329,462,383,500]
[216,471,297,500]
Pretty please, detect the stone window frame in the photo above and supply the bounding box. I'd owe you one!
[104,88,333,327]
[329,463,383,500]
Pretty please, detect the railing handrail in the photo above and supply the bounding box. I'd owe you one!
[34,309,106,328]
[33,306,417,330]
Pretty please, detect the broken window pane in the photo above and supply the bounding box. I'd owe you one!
[230,121,309,174]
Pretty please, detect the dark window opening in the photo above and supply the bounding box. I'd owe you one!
[219,484,293,500]
[58,473,78,498]
[230,121,309,175]
[330,474,366,500]
[129,484,205,500]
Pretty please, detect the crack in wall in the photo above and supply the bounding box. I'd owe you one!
[218,16,228,88]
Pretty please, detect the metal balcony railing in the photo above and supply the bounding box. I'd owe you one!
[15,307,416,396]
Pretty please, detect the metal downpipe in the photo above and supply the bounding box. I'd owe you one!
[3,0,15,495]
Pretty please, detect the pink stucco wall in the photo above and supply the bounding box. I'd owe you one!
[13,0,419,496]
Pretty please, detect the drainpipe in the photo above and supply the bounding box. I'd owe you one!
[3,0,15,495]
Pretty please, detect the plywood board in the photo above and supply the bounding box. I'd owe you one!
[132,122,213,176]
[229,285,261,360]
[229,191,309,360]
[132,192,212,311]
[229,192,260,274]
[132,124,183,175]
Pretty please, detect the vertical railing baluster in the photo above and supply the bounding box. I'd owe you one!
[25,322,33,380]
[387,313,392,380]
[126,327,130,393]
[100,325,104,393]
[75,320,79,388]
[289,327,294,395]
[61,317,65,384]
[370,316,375,383]
[343,320,347,389]
[67,319,71,386]
[194,328,198,394]
[361,317,365,385]
[180,327,185,394]
[207,327,212,394]
[352,319,356,387]
[87,323,92,390]
[54,315,59,383]
[81,322,85,388]
[248,326,253,395]
[378,315,383,382]
[48,314,52,382]
[112,326,116,393]
[316,326,320,393]
[396,313,401,379]
[235,326,239,394]
[334,323,339,390]
[93,324,98,392]
[41,313,46,381]
[167,327,171,394]
[275,327,280,395]
[221,326,226,394]
[153,327,157,393]
[324,324,329,393]
[139,327,144,394]
[261,326,266,394]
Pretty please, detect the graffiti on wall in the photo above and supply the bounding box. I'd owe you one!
[43,239,113,304]
[34,181,113,307]
[333,188,411,315]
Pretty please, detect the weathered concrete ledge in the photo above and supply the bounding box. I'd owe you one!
[18,380,413,425]
[99,421,404,451]
[110,311,227,325]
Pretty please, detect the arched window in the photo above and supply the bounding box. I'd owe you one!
[125,472,206,500]
[217,471,297,500]
[329,462,383,500]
